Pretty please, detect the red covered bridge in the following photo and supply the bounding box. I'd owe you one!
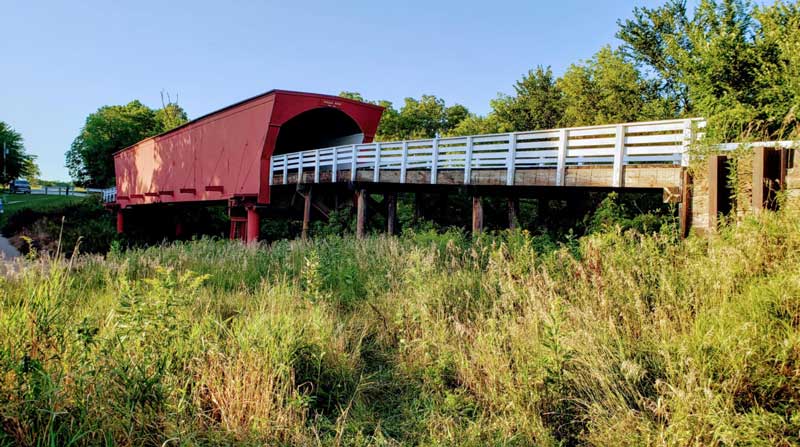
[113,89,797,241]
[113,90,384,240]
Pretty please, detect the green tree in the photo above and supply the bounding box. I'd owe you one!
[754,1,800,137]
[66,100,188,187]
[490,66,564,132]
[617,0,693,113]
[339,92,469,141]
[617,0,800,140]
[558,46,666,126]
[448,114,502,136]
[0,121,38,185]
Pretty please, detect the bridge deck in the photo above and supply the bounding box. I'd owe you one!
[273,165,682,191]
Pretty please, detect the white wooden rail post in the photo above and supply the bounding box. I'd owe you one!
[681,120,693,166]
[350,145,357,182]
[373,143,381,182]
[282,155,288,185]
[556,129,568,186]
[506,133,517,186]
[297,152,304,184]
[314,149,320,183]
[268,157,274,185]
[612,125,625,187]
[431,138,439,185]
[400,141,408,183]
[464,136,474,185]
[332,148,338,182]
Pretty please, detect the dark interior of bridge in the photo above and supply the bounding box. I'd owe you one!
[273,108,364,155]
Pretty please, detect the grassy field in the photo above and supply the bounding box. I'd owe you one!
[0,199,799,445]
[0,194,85,225]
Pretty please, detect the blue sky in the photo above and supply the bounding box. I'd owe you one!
[3,0,674,181]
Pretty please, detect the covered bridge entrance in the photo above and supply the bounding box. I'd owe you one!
[112,90,384,241]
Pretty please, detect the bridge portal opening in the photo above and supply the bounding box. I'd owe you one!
[274,107,364,156]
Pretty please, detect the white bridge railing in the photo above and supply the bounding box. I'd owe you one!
[270,118,706,188]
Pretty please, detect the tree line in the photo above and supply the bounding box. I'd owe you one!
[62,0,799,187]
[0,122,38,185]
[350,0,799,143]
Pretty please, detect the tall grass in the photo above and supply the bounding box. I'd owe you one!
[1,201,799,445]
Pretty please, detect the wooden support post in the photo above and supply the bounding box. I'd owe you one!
[386,192,397,235]
[679,169,692,238]
[753,147,768,212]
[537,198,548,225]
[246,207,260,244]
[356,189,367,239]
[116,209,124,234]
[414,193,424,222]
[472,196,483,235]
[708,154,730,231]
[780,148,789,190]
[175,221,184,238]
[507,197,520,230]
[752,147,782,211]
[302,189,312,240]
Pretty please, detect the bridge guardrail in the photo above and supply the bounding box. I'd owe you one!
[270,118,707,188]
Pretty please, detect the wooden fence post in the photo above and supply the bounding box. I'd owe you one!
[506,133,517,186]
[612,125,625,188]
[556,129,568,186]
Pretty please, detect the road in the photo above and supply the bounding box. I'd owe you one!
[0,236,20,259]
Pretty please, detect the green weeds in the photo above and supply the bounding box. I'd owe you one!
[1,202,799,445]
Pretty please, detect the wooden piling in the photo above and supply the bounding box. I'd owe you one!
[302,190,312,240]
[708,155,730,231]
[679,169,692,238]
[472,196,483,235]
[414,192,424,222]
[356,189,367,239]
[386,192,397,235]
[753,147,783,211]
[507,197,519,229]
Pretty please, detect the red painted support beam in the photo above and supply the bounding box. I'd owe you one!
[246,207,260,243]
[116,209,124,234]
